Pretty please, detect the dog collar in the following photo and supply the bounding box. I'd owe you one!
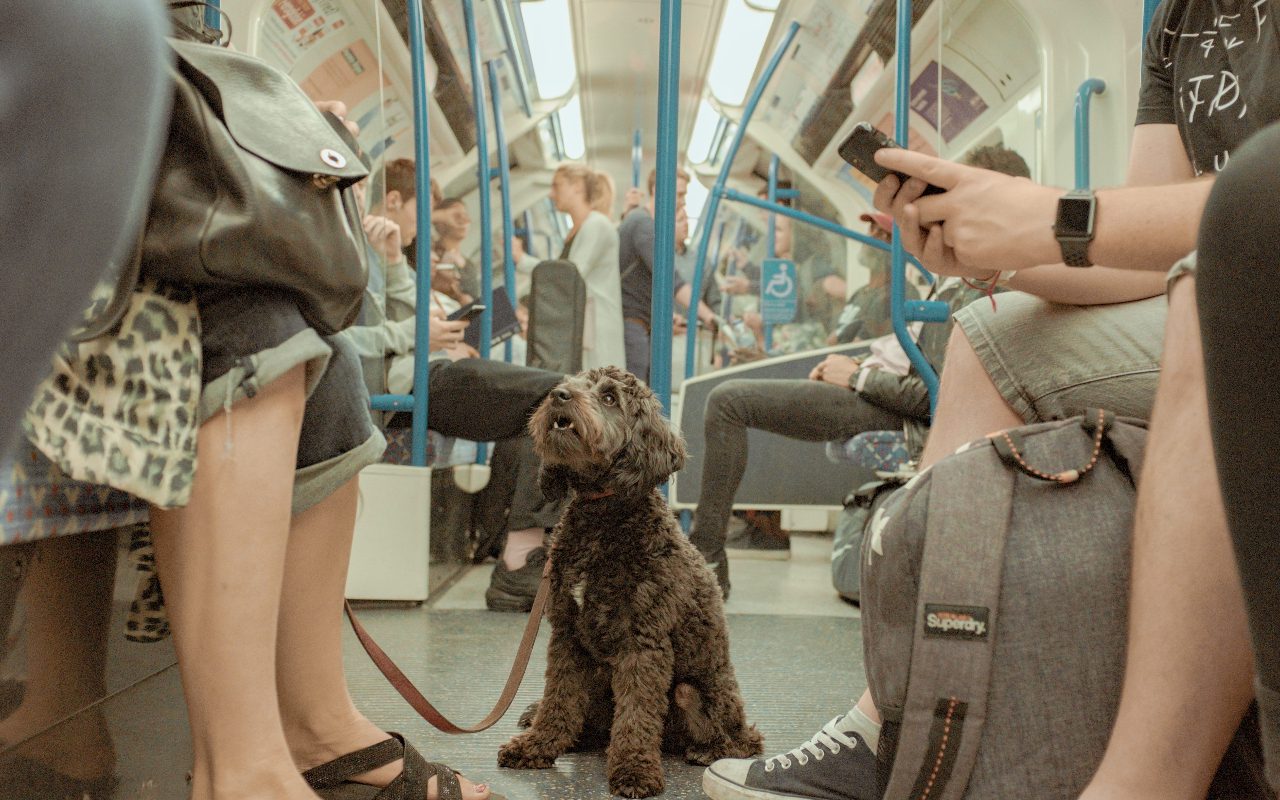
[580,488,616,501]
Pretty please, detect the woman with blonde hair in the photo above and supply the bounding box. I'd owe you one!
[550,164,625,370]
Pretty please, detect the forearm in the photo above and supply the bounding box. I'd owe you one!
[674,284,716,322]
[1087,179,1214,270]
[1005,265,1168,306]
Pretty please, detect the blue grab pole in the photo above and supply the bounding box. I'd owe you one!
[203,0,221,31]
[488,59,518,362]
[492,0,534,117]
[685,20,801,379]
[1142,0,1162,37]
[407,0,434,465]
[632,130,643,189]
[764,155,780,351]
[462,0,494,360]
[892,0,940,414]
[650,0,681,416]
[462,0,493,465]
[1074,79,1106,191]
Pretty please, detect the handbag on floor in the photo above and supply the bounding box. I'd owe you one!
[864,410,1273,799]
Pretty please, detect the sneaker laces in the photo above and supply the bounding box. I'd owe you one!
[763,717,857,771]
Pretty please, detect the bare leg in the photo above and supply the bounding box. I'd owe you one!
[277,478,490,800]
[0,530,117,779]
[149,364,318,800]
[919,326,1022,469]
[1079,279,1253,800]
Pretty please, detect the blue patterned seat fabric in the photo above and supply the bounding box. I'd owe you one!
[825,430,911,473]
[380,428,478,468]
[1,445,149,547]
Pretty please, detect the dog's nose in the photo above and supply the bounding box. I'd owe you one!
[552,388,572,403]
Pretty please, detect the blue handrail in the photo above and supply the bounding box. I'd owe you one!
[763,155,780,351]
[632,129,644,189]
[462,0,494,361]
[722,190,936,286]
[685,20,801,379]
[650,0,682,415]
[1074,79,1106,191]
[365,0,433,466]
[492,0,534,117]
[1142,0,1162,37]
[203,0,221,31]
[891,0,940,414]
[488,59,518,362]
[462,0,494,466]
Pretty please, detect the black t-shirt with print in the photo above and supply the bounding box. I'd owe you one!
[1138,0,1280,175]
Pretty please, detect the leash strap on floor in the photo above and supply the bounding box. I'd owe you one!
[344,557,552,734]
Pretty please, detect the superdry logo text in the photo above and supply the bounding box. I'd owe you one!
[924,605,990,640]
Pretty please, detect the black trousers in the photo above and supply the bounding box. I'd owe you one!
[1196,120,1280,789]
[391,359,566,548]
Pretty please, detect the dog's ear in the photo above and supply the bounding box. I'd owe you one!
[539,464,572,502]
[616,394,688,496]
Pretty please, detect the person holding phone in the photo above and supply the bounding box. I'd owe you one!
[852,3,1280,798]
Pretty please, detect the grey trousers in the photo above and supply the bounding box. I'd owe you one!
[688,378,905,556]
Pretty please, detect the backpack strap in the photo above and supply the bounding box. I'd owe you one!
[883,446,1015,800]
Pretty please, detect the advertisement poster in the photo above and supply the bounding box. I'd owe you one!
[909,61,989,142]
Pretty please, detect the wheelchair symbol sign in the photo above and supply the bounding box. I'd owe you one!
[760,258,798,324]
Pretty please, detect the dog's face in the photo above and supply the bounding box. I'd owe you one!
[530,366,686,500]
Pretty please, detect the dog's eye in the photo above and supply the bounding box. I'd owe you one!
[601,390,617,406]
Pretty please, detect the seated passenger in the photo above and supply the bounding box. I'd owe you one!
[705,3,1277,797]
[828,235,897,345]
[619,167,720,383]
[689,145,1027,597]
[433,197,477,304]
[551,164,626,370]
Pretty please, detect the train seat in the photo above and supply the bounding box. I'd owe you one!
[0,445,148,547]
[380,428,478,469]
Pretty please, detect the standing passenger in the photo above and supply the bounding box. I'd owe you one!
[618,167,718,383]
[550,164,626,370]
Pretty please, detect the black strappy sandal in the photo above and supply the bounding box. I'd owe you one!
[302,732,503,800]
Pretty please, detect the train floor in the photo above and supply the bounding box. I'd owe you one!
[0,533,865,800]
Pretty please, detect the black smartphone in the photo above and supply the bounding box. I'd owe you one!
[837,123,945,196]
[448,303,486,322]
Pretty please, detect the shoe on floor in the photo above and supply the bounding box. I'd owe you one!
[485,546,547,612]
[702,715,880,800]
[725,519,790,561]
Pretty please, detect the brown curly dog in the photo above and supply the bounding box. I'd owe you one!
[497,366,763,798]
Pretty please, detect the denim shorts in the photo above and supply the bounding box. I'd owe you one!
[954,291,1166,423]
[196,287,385,514]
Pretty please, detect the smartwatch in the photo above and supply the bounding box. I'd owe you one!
[1054,189,1097,267]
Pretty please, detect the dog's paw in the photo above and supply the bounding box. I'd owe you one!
[607,753,665,798]
[498,734,558,769]
[731,724,765,758]
[516,700,539,729]
[682,744,718,766]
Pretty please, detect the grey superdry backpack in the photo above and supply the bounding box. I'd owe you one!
[862,411,1144,799]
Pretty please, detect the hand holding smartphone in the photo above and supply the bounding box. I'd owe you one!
[837,123,945,196]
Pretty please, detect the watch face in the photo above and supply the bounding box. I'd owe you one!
[1056,196,1095,237]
